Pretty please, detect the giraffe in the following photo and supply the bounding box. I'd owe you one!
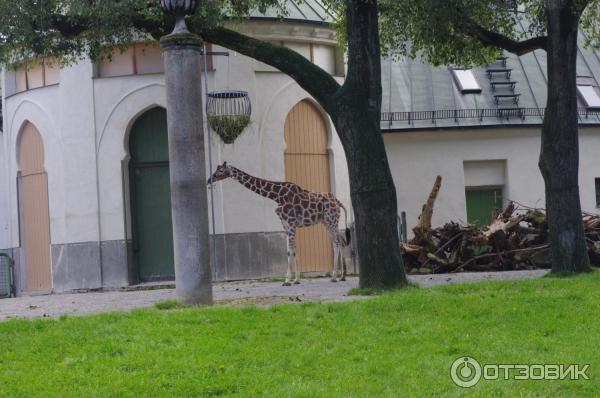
[208,162,349,285]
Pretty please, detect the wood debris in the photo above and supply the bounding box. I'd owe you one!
[401,177,600,273]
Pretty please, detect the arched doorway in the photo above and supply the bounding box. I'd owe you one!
[284,100,334,272]
[19,122,52,291]
[129,107,174,281]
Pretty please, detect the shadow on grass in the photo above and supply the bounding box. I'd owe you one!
[543,268,597,279]
[154,299,189,310]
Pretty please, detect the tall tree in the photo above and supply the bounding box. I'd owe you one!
[379,0,600,273]
[0,0,408,289]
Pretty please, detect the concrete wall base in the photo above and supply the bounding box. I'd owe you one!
[2,231,288,294]
[100,240,136,287]
[51,242,102,292]
[211,231,288,281]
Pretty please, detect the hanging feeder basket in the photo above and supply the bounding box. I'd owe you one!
[206,90,252,144]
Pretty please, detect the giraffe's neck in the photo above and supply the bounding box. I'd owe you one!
[230,168,282,201]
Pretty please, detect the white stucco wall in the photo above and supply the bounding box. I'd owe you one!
[0,135,7,248]
[94,75,167,242]
[58,61,100,244]
[385,126,600,233]
[5,85,65,248]
[92,42,350,241]
[0,76,8,248]
[3,61,101,248]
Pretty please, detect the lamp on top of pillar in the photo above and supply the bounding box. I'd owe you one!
[160,0,198,34]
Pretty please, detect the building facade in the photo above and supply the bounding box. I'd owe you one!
[2,1,600,295]
[380,34,600,230]
[0,3,353,294]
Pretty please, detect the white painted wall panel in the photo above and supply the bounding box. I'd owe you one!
[98,48,135,77]
[464,160,506,187]
[135,44,164,75]
[312,44,335,74]
[0,120,8,248]
[44,63,60,85]
[284,42,310,60]
[26,66,44,89]
[58,60,99,244]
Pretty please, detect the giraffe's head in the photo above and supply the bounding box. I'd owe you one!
[207,162,233,185]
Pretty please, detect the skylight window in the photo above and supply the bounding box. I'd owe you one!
[451,69,482,94]
[577,85,600,109]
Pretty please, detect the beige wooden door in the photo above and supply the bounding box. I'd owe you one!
[284,100,333,272]
[19,123,52,291]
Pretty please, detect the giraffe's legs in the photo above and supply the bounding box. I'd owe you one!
[283,228,296,286]
[326,224,341,282]
[284,236,292,286]
[340,254,347,282]
[292,236,301,284]
[293,251,301,284]
[332,244,341,282]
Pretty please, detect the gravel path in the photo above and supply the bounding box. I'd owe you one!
[0,270,548,321]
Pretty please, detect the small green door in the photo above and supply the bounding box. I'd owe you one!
[129,108,175,280]
[465,188,503,227]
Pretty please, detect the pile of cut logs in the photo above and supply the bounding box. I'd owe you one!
[401,176,600,273]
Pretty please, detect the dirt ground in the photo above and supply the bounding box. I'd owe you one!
[0,270,549,320]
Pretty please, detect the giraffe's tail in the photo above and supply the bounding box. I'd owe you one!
[338,200,350,246]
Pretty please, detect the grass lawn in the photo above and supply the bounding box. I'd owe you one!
[2,272,600,397]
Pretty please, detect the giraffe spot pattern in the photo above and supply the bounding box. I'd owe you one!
[215,165,347,277]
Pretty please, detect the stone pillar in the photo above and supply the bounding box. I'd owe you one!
[160,32,213,305]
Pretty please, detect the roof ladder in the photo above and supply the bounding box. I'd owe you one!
[487,57,524,119]
[486,68,512,80]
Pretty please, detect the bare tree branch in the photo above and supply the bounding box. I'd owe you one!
[49,14,90,37]
[459,16,547,55]
[572,0,592,15]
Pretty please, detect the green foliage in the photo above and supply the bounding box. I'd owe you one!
[0,0,287,66]
[319,0,347,51]
[581,2,600,48]
[379,0,501,66]
[468,243,492,256]
[378,0,600,67]
[2,272,600,396]
[1,0,598,68]
[531,210,546,225]
[207,113,251,144]
[348,286,381,296]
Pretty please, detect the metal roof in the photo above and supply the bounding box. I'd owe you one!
[249,0,336,24]
[382,26,600,131]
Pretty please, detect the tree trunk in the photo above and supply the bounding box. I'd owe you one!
[332,0,408,289]
[201,1,408,288]
[539,3,591,273]
[413,175,442,247]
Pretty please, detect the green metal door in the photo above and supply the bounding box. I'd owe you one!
[129,108,175,280]
[465,188,503,227]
